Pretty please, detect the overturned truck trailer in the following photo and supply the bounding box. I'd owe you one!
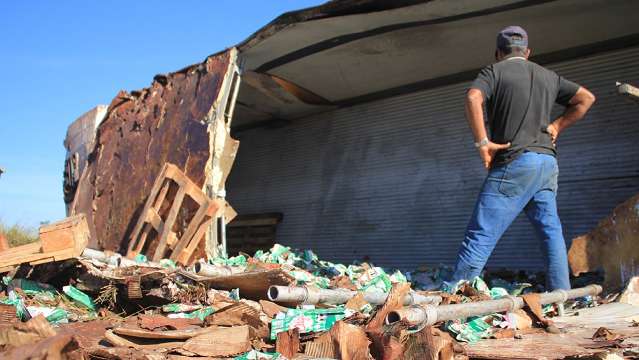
[68,49,241,261]
[65,0,639,272]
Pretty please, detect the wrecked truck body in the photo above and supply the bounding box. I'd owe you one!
[62,0,639,279]
[69,49,241,260]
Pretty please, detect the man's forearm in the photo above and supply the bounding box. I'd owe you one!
[466,89,488,142]
[551,102,590,133]
[551,87,596,133]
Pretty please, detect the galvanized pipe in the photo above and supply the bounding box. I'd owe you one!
[386,284,602,328]
[408,292,443,306]
[81,249,165,268]
[267,285,442,306]
[193,261,242,277]
[268,286,354,305]
[81,248,122,266]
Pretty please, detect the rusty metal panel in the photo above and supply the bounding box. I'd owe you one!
[71,50,234,252]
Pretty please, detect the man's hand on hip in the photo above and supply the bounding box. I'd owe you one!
[478,141,511,169]
[546,123,559,145]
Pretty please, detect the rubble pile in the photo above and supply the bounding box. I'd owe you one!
[0,243,607,359]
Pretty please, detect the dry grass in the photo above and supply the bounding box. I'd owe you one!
[0,220,39,247]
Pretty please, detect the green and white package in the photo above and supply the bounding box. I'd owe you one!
[270,306,349,339]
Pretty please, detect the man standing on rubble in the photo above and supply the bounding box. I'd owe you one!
[450,26,595,290]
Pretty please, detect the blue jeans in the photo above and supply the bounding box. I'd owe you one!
[451,151,571,290]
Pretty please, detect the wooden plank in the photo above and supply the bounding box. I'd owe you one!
[171,200,219,264]
[175,217,212,265]
[70,215,90,257]
[146,208,163,231]
[131,224,151,256]
[218,135,239,189]
[152,187,186,261]
[228,213,283,227]
[104,330,185,350]
[182,181,207,205]
[126,165,170,256]
[113,326,215,340]
[166,231,177,249]
[154,179,172,209]
[170,202,209,259]
[127,176,168,258]
[0,242,43,263]
[182,325,251,357]
[618,82,639,101]
[1,248,74,268]
[464,303,639,360]
[276,329,300,359]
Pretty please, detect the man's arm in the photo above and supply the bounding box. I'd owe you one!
[547,87,596,144]
[466,88,511,169]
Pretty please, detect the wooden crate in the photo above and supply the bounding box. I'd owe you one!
[226,213,283,256]
[0,214,89,272]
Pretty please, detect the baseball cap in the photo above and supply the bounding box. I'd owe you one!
[497,26,528,51]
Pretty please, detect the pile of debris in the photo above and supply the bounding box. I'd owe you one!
[1,163,637,359]
[0,235,623,360]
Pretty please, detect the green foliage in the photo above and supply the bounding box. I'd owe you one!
[0,220,38,247]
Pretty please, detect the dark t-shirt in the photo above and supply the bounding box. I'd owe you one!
[470,57,580,166]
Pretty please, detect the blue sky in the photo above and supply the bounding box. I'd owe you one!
[0,1,322,227]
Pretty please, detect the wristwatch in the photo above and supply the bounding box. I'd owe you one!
[474,137,489,148]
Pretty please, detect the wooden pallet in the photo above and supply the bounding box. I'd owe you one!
[126,163,221,265]
[0,214,89,272]
[226,212,282,256]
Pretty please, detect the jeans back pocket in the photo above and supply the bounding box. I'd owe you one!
[498,161,537,197]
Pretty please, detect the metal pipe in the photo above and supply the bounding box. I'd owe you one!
[82,249,166,268]
[409,292,443,306]
[268,286,355,305]
[386,284,602,328]
[81,248,122,266]
[118,256,163,268]
[193,261,242,277]
[267,285,442,306]
[220,212,227,259]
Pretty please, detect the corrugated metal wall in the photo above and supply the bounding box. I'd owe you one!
[227,46,639,271]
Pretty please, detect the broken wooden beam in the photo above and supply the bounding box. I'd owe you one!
[616,82,639,102]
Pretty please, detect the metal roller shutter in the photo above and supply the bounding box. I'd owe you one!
[228,46,639,271]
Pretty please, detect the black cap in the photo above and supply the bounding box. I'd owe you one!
[497,26,528,51]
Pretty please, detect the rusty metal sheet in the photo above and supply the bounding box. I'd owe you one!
[0,304,17,324]
[568,193,639,290]
[1,334,79,360]
[182,325,252,357]
[56,320,113,349]
[71,50,233,252]
[136,314,202,331]
[0,315,57,347]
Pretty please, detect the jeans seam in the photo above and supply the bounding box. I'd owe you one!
[496,163,510,196]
